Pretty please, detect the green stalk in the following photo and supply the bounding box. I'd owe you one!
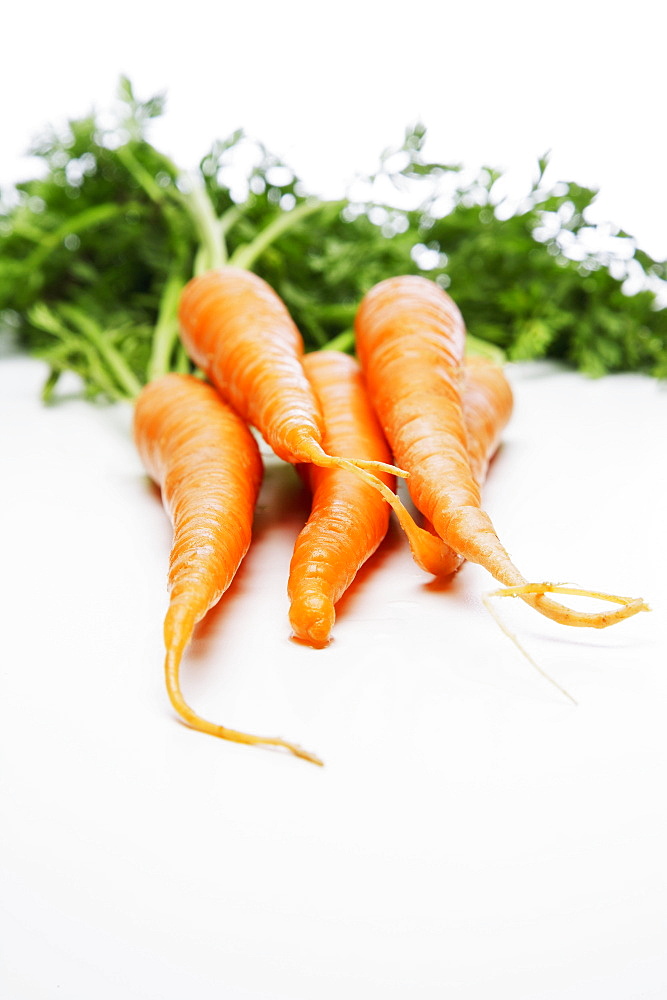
[181,179,227,273]
[219,203,245,239]
[56,304,143,398]
[79,339,129,401]
[173,343,192,374]
[147,270,187,381]
[464,333,506,365]
[38,337,126,403]
[115,144,170,205]
[311,302,358,323]
[321,329,355,353]
[116,142,197,269]
[228,199,345,271]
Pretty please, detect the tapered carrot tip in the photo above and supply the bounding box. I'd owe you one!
[290,745,325,766]
[164,644,324,766]
[331,458,464,578]
[174,707,325,766]
[289,593,336,648]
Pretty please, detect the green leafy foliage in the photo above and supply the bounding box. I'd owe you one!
[1,78,665,401]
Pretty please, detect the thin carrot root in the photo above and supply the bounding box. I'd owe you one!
[339,457,649,631]
[353,463,649,630]
[481,592,578,705]
[298,439,408,481]
[164,648,324,766]
[489,582,650,629]
[336,459,462,577]
[300,444,459,574]
[353,276,649,636]
[347,457,410,479]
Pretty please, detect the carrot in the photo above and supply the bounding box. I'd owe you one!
[288,351,514,647]
[287,350,394,647]
[461,354,514,486]
[354,274,648,628]
[177,266,404,481]
[133,372,322,765]
[414,352,517,574]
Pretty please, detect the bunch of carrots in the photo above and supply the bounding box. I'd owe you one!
[133,262,649,767]
[2,84,656,767]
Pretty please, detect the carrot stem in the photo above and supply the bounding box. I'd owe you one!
[219,203,245,238]
[57,303,143,399]
[116,144,170,206]
[464,333,506,365]
[322,329,355,353]
[29,302,142,400]
[228,199,345,271]
[147,269,188,381]
[181,176,228,272]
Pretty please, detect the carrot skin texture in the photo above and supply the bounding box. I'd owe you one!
[178,267,321,465]
[288,351,394,646]
[178,267,402,481]
[356,276,478,531]
[355,276,507,581]
[355,275,647,628]
[418,353,515,571]
[288,352,515,646]
[461,354,514,487]
[134,373,322,764]
[134,374,262,632]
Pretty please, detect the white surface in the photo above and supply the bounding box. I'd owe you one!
[2,1,667,263]
[1,354,666,999]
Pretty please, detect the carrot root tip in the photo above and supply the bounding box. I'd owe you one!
[488,582,650,628]
[288,593,335,649]
[165,649,322,765]
[348,457,409,479]
[489,581,649,608]
[482,593,578,706]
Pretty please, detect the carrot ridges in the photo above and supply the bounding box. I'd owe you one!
[287,351,397,646]
[354,274,648,631]
[177,266,409,486]
[288,351,522,647]
[134,372,322,765]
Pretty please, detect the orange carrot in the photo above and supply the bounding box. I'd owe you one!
[354,274,648,628]
[416,352,517,574]
[178,267,404,482]
[461,354,514,487]
[288,350,394,647]
[288,350,514,646]
[133,372,322,765]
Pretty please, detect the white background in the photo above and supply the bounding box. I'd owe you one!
[2,0,666,261]
[2,357,666,999]
[2,3,667,998]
